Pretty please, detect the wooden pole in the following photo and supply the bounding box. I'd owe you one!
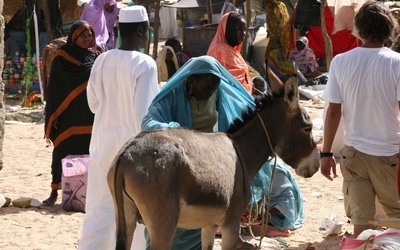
[320,0,333,71]
[206,0,213,24]
[182,9,186,49]
[41,0,54,42]
[242,0,251,60]
[0,0,4,171]
[152,1,161,59]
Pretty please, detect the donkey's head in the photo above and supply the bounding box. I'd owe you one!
[262,68,319,178]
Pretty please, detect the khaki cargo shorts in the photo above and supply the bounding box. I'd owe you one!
[340,145,400,225]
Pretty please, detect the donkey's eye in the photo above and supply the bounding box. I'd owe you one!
[304,126,312,133]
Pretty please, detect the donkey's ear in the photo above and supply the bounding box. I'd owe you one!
[284,76,299,111]
[266,63,284,95]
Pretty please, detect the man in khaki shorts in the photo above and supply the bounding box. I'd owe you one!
[319,1,400,237]
[340,146,399,229]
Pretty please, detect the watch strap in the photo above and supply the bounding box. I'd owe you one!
[319,151,333,158]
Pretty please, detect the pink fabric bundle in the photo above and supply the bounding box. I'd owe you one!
[61,154,90,213]
[341,229,400,249]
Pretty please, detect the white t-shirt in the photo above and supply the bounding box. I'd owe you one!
[322,47,400,156]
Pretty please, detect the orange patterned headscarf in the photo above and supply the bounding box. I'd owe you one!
[68,20,96,48]
[207,12,253,93]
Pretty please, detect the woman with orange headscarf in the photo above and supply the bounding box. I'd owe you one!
[207,12,253,93]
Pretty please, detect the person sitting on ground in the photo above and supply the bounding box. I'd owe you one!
[288,36,322,78]
[165,38,190,66]
[248,158,304,237]
[156,45,179,87]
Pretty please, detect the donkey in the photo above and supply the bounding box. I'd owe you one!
[107,73,320,250]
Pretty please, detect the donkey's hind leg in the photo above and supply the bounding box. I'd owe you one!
[201,225,218,250]
[122,191,138,249]
[144,206,179,250]
[145,223,177,249]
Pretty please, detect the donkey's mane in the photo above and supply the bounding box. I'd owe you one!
[226,88,284,134]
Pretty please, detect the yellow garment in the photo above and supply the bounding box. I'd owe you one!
[248,64,261,79]
[267,48,296,83]
[187,92,218,132]
[265,0,292,60]
[156,46,179,85]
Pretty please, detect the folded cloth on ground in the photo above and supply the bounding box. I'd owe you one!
[341,228,400,250]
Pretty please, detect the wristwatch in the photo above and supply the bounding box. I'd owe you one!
[319,151,333,158]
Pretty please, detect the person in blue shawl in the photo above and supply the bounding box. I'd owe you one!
[142,55,255,132]
[141,55,304,249]
[250,159,305,233]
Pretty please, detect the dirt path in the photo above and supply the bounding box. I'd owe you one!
[0,100,351,250]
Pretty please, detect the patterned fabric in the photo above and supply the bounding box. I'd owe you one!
[41,36,68,100]
[288,36,319,74]
[265,0,292,61]
[267,48,296,82]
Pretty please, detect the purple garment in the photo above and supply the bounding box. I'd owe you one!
[80,0,118,49]
[104,0,118,49]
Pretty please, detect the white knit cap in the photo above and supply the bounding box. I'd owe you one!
[119,6,148,23]
[297,36,309,47]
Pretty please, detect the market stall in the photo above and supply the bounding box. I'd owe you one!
[3,0,82,104]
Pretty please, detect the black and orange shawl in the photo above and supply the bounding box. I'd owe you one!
[44,20,96,147]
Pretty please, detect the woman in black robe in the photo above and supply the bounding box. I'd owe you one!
[43,20,96,206]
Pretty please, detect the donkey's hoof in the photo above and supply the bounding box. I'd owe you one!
[236,241,258,249]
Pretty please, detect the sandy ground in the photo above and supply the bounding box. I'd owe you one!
[0,98,357,250]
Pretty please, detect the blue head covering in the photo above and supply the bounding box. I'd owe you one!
[142,55,255,131]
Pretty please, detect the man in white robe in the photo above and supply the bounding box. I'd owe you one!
[78,6,159,250]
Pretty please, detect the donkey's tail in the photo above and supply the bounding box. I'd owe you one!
[108,154,129,250]
[108,135,142,249]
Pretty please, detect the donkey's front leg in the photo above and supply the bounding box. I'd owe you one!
[201,225,218,250]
